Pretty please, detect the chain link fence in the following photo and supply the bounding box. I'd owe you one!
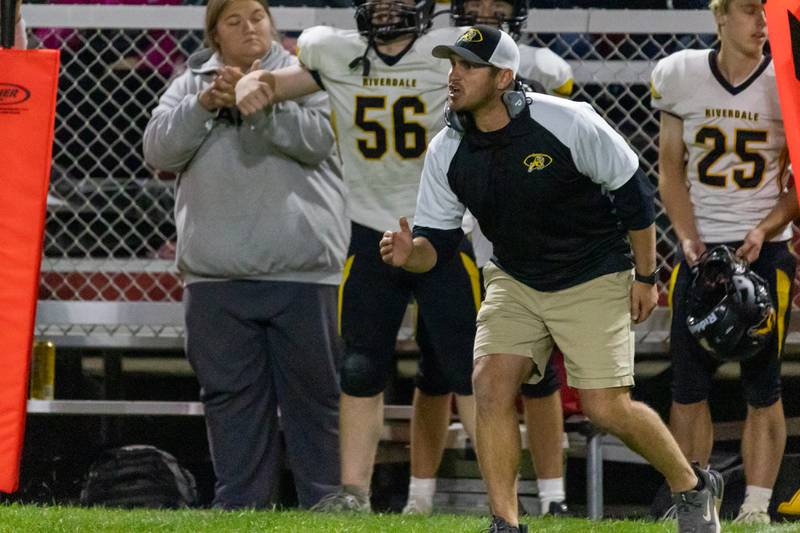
[22,7,798,319]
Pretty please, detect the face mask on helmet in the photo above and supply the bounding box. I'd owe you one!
[353,0,435,42]
[450,0,527,41]
[685,245,776,362]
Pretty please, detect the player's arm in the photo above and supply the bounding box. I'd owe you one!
[235,64,322,117]
[14,0,27,49]
[658,112,705,265]
[737,182,799,263]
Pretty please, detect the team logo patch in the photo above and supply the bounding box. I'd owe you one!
[458,28,484,44]
[523,153,553,172]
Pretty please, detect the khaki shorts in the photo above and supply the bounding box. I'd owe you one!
[474,263,635,390]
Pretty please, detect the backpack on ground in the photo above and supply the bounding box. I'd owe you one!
[80,444,197,508]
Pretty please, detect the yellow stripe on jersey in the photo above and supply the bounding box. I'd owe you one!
[338,255,356,336]
[650,79,662,100]
[667,263,681,309]
[459,252,482,312]
[775,268,791,356]
[553,78,574,97]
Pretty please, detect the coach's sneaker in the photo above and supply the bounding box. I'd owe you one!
[483,516,528,533]
[660,504,678,521]
[672,466,724,533]
[310,485,371,513]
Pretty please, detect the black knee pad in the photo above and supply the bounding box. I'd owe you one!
[340,350,389,397]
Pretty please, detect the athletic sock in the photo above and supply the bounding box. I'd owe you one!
[537,477,565,514]
[741,485,772,514]
[406,476,436,511]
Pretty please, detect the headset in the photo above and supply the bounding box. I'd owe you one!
[444,78,529,133]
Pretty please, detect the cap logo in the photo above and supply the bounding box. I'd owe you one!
[458,28,484,44]
[524,153,553,173]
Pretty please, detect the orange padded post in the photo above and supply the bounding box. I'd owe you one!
[766,1,800,203]
[0,48,59,493]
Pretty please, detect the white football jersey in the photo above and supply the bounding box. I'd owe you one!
[651,49,790,243]
[297,26,463,232]
[518,43,573,97]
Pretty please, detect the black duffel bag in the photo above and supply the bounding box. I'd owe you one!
[80,445,197,509]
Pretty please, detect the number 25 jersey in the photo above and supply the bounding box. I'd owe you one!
[297,26,462,232]
[651,49,790,243]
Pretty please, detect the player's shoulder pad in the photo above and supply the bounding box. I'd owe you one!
[517,43,573,96]
[297,26,362,71]
[650,48,710,104]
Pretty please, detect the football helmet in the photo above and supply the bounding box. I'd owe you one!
[450,0,528,41]
[353,0,436,42]
[685,245,776,362]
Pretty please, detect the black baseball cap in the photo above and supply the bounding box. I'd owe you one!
[432,25,520,77]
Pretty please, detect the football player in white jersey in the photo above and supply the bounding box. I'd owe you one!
[236,0,481,514]
[414,0,573,517]
[652,0,797,524]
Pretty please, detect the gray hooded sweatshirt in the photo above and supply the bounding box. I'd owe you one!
[143,43,349,285]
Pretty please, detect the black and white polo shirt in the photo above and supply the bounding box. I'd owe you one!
[413,92,655,292]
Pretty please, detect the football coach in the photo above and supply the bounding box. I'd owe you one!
[379,25,723,533]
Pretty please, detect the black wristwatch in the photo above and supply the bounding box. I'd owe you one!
[634,268,660,285]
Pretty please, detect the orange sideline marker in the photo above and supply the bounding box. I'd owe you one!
[0,48,59,493]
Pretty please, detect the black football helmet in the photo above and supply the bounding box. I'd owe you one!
[450,0,528,41]
[685,245,776,362]
[353,0,436,42]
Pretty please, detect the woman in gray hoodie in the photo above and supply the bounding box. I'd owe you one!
[143,0,348,510]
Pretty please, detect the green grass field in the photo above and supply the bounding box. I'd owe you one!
[1,506,799,533]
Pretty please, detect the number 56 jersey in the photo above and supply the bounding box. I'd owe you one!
[650,49,791,243]
[297,26,463,232]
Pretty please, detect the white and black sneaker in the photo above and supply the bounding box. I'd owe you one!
[672,466,724,533]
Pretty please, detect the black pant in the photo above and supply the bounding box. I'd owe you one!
[184,280,341,508]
